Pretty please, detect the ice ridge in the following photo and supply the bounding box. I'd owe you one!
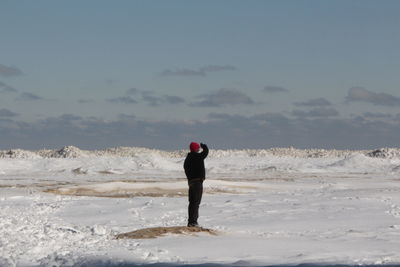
[1,145,399,159]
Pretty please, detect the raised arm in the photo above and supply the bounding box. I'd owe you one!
[200,143,209,159]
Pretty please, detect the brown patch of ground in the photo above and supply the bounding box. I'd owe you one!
[44,185,251,198]
[0,182,74,189]
[44,187,187,198]
[0,184,15,188]
[1,183,64,188]
[217,177,295,182]
[115,226,218,239]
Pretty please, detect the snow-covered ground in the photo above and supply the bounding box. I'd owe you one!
[1,146,400,266]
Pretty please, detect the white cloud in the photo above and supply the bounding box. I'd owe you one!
[2,111,399,150]
[291,107,339,118]
[294,97,332,107]
[0,109,19,117]
[107,96,138,104]
[0,81,17,93]
[191,89,255,107]
[0,64,23,77]
[346,87,400,106]
[160,65,237,77]
[16,92,43,101]
[263,86,289,93]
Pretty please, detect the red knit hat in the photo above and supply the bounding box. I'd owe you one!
[190,142,200,152]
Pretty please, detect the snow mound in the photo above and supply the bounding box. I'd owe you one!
[329,154,371,167]
[1,145,400,160]
[366,148,400,159]
[209,147,360,158]
[93,146,183,158]
[326,153,392,173]
[115,226,218,239]
[39,146,89,158]
[0,149,41,159]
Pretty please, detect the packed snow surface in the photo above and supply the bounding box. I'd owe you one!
[1,146,400,266]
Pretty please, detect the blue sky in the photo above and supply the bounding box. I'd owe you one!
[1,0,400,150]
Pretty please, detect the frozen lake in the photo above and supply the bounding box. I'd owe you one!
[1,146,400,266]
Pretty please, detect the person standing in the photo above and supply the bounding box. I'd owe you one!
[183,142,209,227]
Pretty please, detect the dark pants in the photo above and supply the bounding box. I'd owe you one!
[188,179,203,225]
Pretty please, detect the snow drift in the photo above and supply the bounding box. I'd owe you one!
[1,146,400,179]
[2,145,400,266]
[1,145,397,159]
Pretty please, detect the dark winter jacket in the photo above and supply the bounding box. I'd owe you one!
[184,144,209,180]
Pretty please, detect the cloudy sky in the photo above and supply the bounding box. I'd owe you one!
[1,0,400,150]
